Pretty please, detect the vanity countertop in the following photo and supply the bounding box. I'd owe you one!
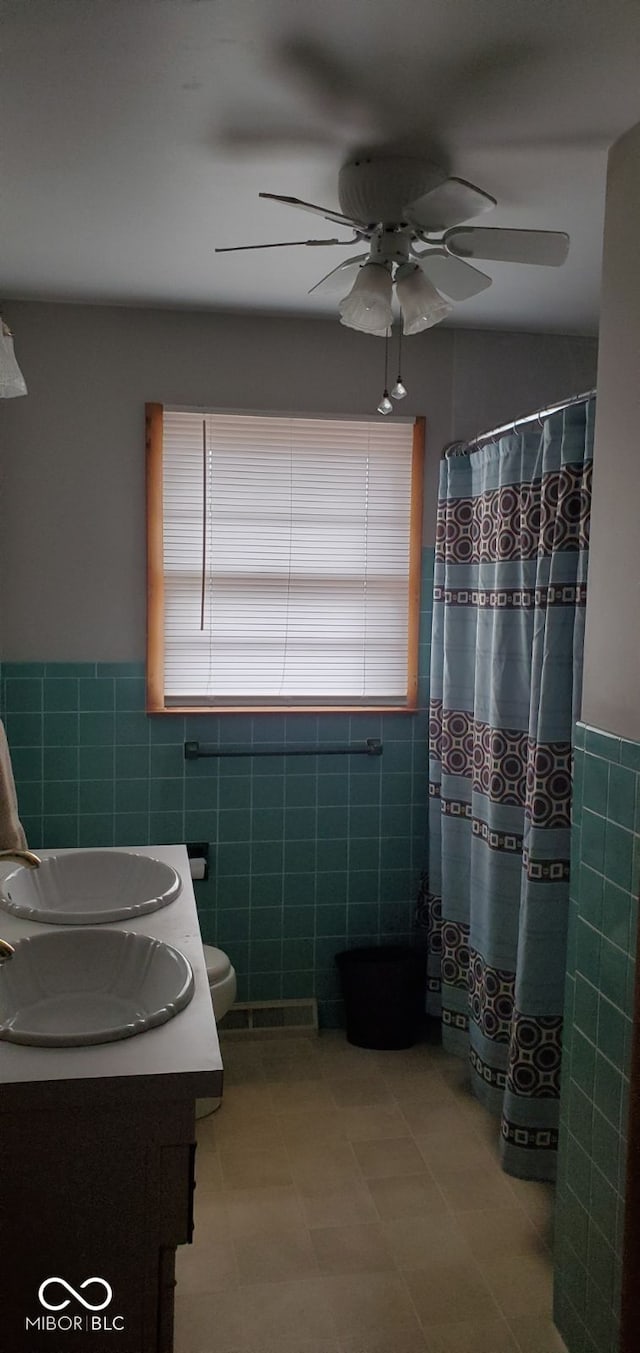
[0,845,222,1110]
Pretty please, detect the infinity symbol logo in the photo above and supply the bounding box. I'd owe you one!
[38,1278,113,1311]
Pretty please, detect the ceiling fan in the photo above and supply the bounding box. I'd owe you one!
[215,153,570,336]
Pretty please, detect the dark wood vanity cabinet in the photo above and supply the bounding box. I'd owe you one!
[0,1090,198,1353]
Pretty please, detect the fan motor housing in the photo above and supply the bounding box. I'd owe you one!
[338,155,447,226]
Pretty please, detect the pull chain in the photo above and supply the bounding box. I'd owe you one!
[377,327,393,415]
[392,324,407,399]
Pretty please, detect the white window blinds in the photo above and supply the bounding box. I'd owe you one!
[161,410,415,705]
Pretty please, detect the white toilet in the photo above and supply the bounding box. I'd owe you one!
[196,944,237,1118]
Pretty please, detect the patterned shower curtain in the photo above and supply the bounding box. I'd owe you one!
[419,396,594,1181]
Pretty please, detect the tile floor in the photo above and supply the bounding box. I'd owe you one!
[174,1029,567,1353]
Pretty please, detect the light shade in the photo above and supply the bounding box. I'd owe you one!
[0,320,27,398]
[395,264,452,335]
[339,262,393,335]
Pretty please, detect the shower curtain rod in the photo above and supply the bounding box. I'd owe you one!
[447,387,596,457]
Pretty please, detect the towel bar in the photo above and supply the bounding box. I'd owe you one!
[184,738,383,760]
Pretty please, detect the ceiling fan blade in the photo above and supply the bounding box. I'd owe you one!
[444,227,570,266]
[308,254,369,295]
[259,192,368,231]
[405,177,497,231]
[215,238,346,253]
[415,251,493,301]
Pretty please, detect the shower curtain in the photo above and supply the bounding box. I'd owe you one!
[419,396,594,1181]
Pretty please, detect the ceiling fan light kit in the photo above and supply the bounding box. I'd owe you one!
[395,262,453,335]
[216,152,570,411]
[338,260,393,334]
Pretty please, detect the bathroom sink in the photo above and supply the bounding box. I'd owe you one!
[0,928,194,1046]
[0,850,182,925]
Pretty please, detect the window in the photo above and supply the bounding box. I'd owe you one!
[146,406,424,712]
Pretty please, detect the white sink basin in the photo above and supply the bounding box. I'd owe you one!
[0,928,194,1046]
[0,850,182,925]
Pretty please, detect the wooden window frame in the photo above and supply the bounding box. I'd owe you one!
[146,404,425,715]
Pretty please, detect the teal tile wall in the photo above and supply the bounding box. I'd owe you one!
[555,722,640,1353]
[1,550,434,1027]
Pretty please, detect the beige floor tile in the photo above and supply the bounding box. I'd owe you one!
[423,1317,519,1351]
[195,1113,218,1150]
[220,1037,266,1065]
[382,1214,474,1272]
[224,1185,304,1239]
[450,1088,502,1147]
[181,1034,559,1353]
[298,1178,380,1229]
[415,1131,495,1178]
[506,1178,556,1231]
[240,1277,336,1343]
[194,1148,224,1192]
[310,1221,397,1275]
[174,1290,245,1352]
[379,1065,452,1098]
[192,1188,230,1237]
[317,1034,381,1078]
[454,1207,548,1261]
[366,1173,449,1221]
[288,1138,361,1186]
[322,1271,421,1337]
[280,1101,410,1148]
[436,1165,520,1213]
[328,1076,395,1107]
[213,1114,285,1150]
[467,1116,502,1161]
[404,1261,501,1327]
[480,1254,553,1319]
[339,1332,429,1353]
[175,1236,238,1295]
[217,1082,276,1119]
[437,1059,473,1093]
[222,1060,268,1087]
[372,1046,435,1066]
[219,1143,293,1190]
[270,1079,337,1114]
[535,1210,555,1254]
[253,1341,339,1353]
[258,1037,321,1063]
[279,1108,348,1146]
[507,1316,568,1352]
[353,1135,427,1179]
[209,1097,284,1148]
[432,1049,468,1082]
[234,1225,319,1284]
[263,1058,325,1083]
[399,1098,470,1137]
[339,1102,409,1140]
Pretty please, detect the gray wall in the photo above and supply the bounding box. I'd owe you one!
[582,121,640,742]
[0,301,597,661]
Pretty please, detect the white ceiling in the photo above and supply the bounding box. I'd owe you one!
[2,0,640,333]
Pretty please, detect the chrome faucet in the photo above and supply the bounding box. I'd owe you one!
[0,849,41,868]
[0,853,39,959]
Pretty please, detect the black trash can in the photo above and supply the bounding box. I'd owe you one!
[335,945,425,1050]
